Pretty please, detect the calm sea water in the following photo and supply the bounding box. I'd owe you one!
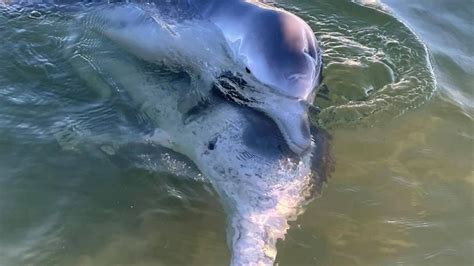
[0,0,472,265]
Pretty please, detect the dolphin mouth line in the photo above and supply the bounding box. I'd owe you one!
[213,71,314,155]
[273,118,312,155]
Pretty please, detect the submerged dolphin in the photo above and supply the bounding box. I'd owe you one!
[4,0,323,154]
[68,0,323,155]
[61,9,332,266]
[2,1,329,264]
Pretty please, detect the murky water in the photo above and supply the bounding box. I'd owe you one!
[0,0,472,265]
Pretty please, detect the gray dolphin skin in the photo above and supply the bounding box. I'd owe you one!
[6,0,323,154]
[62,20,331,265]
[102,0,323,155]
[2,1,329,265]
[193,0,324,155]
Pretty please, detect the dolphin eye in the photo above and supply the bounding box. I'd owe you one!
[245,66,251,74]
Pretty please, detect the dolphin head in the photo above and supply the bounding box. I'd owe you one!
[222,9,323,156]
[243,9,323,101]
[185,102,331,265]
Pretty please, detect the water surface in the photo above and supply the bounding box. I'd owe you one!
[0,0,472,265]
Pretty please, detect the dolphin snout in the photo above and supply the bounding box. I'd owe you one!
[256,98,312,155]
[287,115,312,154]
[277,111,312,155]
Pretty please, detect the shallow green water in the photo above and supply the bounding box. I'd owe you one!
[0,0,472,265]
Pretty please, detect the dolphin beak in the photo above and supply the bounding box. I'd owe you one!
[256,98,311,155]
[213,71,312,154]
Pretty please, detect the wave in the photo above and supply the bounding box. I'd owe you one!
[278,0,436,128]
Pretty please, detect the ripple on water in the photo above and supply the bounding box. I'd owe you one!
[280,0,436,128]
[0,1,462,266]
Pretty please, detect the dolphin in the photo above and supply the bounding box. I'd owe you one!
[1,1,330,264]
[62,9,332,265]
[3,0,323,154]
[63,0,323,155]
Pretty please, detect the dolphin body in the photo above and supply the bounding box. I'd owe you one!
[63,20,331,265]
[2,1,330,265]
[19,0,323,155]
[56,5,331,265]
